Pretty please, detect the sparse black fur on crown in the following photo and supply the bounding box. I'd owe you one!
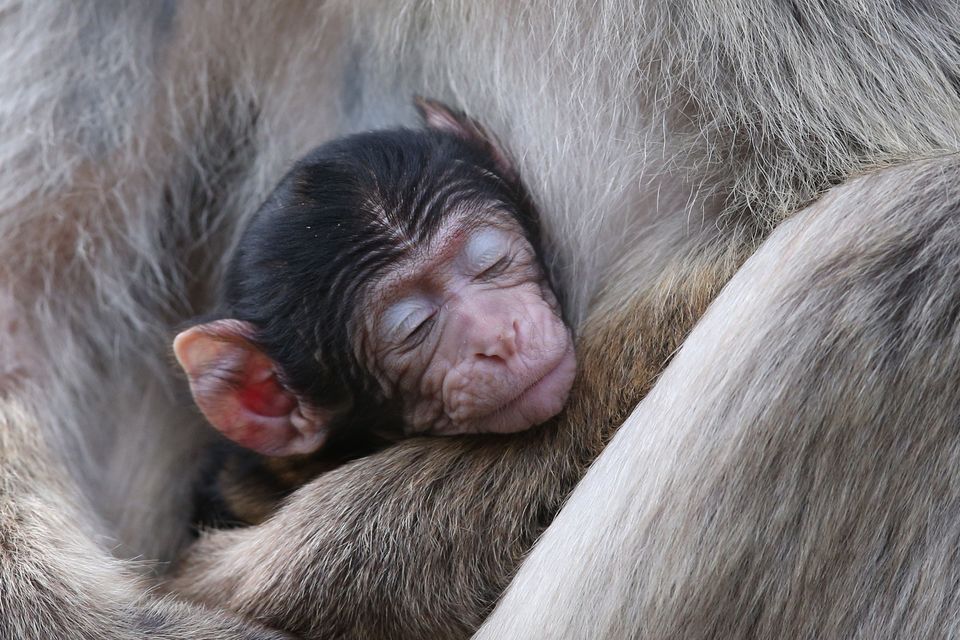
[222,125,542,430]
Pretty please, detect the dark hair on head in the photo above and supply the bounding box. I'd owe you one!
[222,125,541,412]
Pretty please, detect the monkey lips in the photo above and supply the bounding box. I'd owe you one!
[443,341,577,434]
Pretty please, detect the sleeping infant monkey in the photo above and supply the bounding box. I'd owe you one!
[174,98,577,525]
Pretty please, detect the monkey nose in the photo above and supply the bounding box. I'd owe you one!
[477,321,519,360]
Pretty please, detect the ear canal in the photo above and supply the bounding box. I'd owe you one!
[414,95,516,179]
[173,320,333,457]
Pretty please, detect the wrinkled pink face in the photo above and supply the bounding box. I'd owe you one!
[359,215,576,435]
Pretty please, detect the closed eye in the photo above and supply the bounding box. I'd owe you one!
[404,312,437,344]
[475,255,512,281]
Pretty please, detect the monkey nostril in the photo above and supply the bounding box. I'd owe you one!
[477,338,509,361]
[477,341,507,359]
[477,329,518,361]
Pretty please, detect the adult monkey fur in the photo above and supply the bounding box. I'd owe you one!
[3,1,960,638]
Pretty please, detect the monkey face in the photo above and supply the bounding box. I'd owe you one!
[174,217,575,458]
[361,218,577,435]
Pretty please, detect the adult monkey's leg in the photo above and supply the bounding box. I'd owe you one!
[478,158,960,639]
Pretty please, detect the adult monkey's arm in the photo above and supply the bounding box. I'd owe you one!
[478,158,960,639]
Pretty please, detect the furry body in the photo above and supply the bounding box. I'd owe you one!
[2,1,960,638]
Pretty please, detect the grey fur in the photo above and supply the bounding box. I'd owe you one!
[1,0,960,638]
[479,158,960,638]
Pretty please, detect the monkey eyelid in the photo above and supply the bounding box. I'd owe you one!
[400,311,437,348]
[474,255,513,281]
[462,226,513,268]
[382,301,438,344]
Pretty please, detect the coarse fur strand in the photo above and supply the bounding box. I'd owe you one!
[0,0,959,638]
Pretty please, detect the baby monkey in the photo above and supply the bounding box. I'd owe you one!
[174,99,576,510]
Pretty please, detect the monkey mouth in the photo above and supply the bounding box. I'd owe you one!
[477,343,577,433]
[506,349,573,406]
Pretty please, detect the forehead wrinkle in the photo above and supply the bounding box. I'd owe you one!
[365,213,473,317]
[366,205,521,314]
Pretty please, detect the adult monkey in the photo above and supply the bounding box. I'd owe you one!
[3,1,960,639]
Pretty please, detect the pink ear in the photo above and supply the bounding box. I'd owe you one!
[173,320,332,457]
[414,96,515,179]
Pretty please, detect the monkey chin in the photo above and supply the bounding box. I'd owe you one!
[465,344,578,435]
